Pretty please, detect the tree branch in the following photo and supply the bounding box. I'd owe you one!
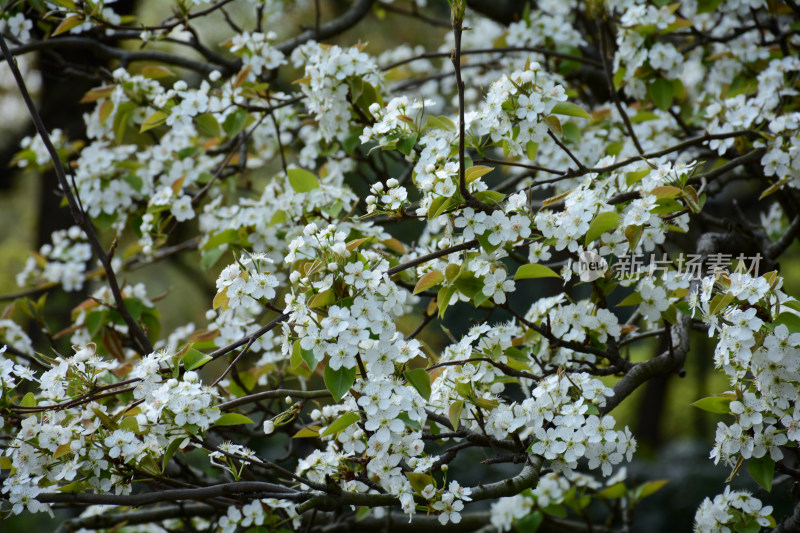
[600,314,689,415]
[38,481,303,506]
[276,0,376,55]
[0,33,154,356]
[218,389,331,411]
[3,37,228,75]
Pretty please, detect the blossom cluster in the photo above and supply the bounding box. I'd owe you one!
[694,486,774,533]
[687,271,800,471]
[2,344,219,516]
[16,226,92,292]
[292,41,383,141]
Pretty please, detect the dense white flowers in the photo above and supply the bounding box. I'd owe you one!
[694,487,773,532]
[292,41,383,141]
[3,0,800,530]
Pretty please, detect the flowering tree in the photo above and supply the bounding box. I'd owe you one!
[1,0,800,531]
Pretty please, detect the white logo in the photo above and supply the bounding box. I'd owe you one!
[577,250,608,282]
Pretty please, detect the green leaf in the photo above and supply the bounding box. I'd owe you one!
[287,168,320,193]
[268,209,287,227]
[163,438,183,472]
[213,413,255,426]
[597,482,626,499]
[782,300,800,313]
[398,411,422,431]
[465,165,494,184]
[542,188,573,207]
[323,201,343,218]
[425,115,456,132]
[650,186,683,200]
[514,264,561,280]
[355,507,372,522]
[202,228,240,250]
[625,225,643,250]
[414,270,444,295]
[635,479,668,499]
[309,289,336,308]
[775,312,800,334]
[141,66,175,79]
[543,114,562,137]
[454,273,482,298]
[625,169,651,186]
[290,340,304,369]
[541,504,567,518]
[292,426,321,438]
[201,247,225,270]
[697,0,724,13]
[94,211,118,232]
[86,311,106,338]
[514,511,544,533]
[526,141,539,160]
[195,113,221,137]
[223,108,248,137]
[613,67,627,89]
[449,400,464,430]
[550,102,591,119]
[124,174,144,192]
[562,122,580,144]
[140,110,168,133]
[437,285,457,318]
[431,197,456,219]
[649,78,674,111]
[113,102,135,144]
[182,348,212,371]
[404,368,431,400]
[477,232,501,254]
[301,347,318,371]
[405,472,435,494]
[53,15,84,36]
[118,416,138,435]
[631,111,661,123]
[98,99,114,125]
[585,211,620,245]
[427,196,447,220]
[691,395,733,414]
[397,133,418,156]
[616,292,642,306]
[473,290,491,307]
[748,457,775,492]
[321,412,361,436]
[92,407,118,430]
[455,381,472,400]
[324,364,357,402]
[708,291,734,316]
[472,190,506,205]
[473,396,499,409]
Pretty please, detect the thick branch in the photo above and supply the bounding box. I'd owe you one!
[4,37,226,75]
[296,457,542,514]
[276,0,376,55]
[38,481,302,506]
[53,503,218,533]
[600,315,689,415]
